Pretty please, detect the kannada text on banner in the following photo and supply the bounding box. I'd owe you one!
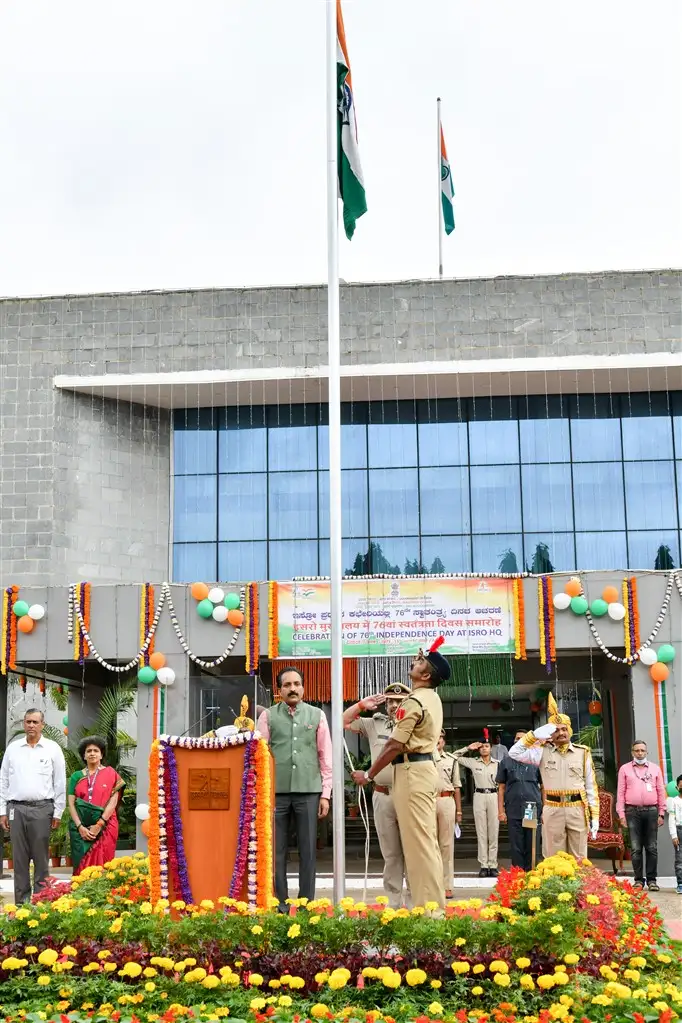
[276,578,514,658]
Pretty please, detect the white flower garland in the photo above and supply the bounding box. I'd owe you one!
[161,731,258,749]
[582,572,675,665]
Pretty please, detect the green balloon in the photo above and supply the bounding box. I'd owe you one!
[589,714,603,726]
[666,780,679,798]
[570,596,588,615]
[138,666,157,685]
[590,599,608,617]
[657,644,676,664]
[12,600,29,618]
[224,592,240,610]
[62,715,68,727]
[197,599,214,619]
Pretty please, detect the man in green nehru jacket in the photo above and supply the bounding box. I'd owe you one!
[257,668,332,910]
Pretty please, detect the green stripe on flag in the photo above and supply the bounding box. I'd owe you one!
[660,680,672,781]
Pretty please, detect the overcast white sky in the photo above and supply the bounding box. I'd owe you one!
[0,0,680,297]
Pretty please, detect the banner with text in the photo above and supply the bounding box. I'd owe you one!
[276,578,514,658]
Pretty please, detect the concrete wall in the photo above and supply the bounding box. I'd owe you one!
[1,270,680,584]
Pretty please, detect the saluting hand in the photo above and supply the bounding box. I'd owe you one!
[468,742,482,751]
[360,694,386,712]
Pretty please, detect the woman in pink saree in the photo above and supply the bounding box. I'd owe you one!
[67,735,125,874]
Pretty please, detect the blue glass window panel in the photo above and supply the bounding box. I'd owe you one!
[318,470,368,538]
[370,536,420,574]
[469,419,519,466]
[627,531,679,571]
[218,541,267,581]
[621,416,673,460]
[572,463,625,531]
[419,467,470,534]
[173,543,216,583]
[569,392,622,461]
[575,532,627,570]
[173,476,217,542]
[269,540,318,579]
[319,538,371,576]
[678,463,682,522]
[269,471,318,539]
[369,468,419,536]
[268,426,317,471]
[523,533,576,572]
[218,427,266,473]
[418,421,468,466]
[367,423,417,468]
[174,425,217,475]
[421,535,472,574]
[624,461,677,530]
[472,534,523,574]
[318,423,367,470]
[470,466,522,533]
[521,463,574,532]
[519,418,570,463]
[218,474,267,541]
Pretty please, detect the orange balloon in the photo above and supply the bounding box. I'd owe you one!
[227,609,244,627]
[191,582,209,601]
[564,579,582,598]
[149,652,166,671]
[602,585,619,604]
[141,818,151,837]
[63,727,68,735]
[650,662,669,683]
[17,615,34,633]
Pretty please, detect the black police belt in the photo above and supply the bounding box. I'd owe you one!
[545,792,583,804]
[392,752,434,765]
[475,788,497,794]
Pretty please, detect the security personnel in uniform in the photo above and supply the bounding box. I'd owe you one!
[509,693,599,859]
[454,729,500,877]
[435,731,462,897]
[352,637,449,909]
[343,682,412,908]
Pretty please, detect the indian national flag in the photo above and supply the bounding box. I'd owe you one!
[337,0,367,240]
[440,126,455,235]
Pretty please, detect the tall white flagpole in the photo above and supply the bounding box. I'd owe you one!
[326,0,346,904]
[437,97,444,279]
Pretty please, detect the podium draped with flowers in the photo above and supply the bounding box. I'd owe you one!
[147,732,274,908]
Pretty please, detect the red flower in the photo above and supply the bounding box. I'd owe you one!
[659,1011,673,1023]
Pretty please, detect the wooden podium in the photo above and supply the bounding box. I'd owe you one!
[148,731,274,908]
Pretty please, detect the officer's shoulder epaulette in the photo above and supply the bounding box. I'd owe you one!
[572,742,589,750]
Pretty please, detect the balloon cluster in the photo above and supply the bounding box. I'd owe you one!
[490,700,511,712]
[137,651,175,687]
[638,643,675,683]
[12,600,45,635]
[135,802,151,837]
[62,714,68,736]
[588,699,602,726]
[190,583,244,626]
[666,779,680,798]
[553,579,626,620]
[530,686,550,713]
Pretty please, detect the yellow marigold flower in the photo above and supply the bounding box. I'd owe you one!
[250,998,266,1010]
[328,974,348,991]
[37,975,51,986]
[455,937,466,946]
[585,894,600,905]
[551,925,563,934]
[472,987,484,996]
[15,907,31,920]
[563,954,579,965]
[27,919,40,928]
[83,963,101,974]
[38,950,58,967]
[120,962,143,978]
[289,977,305,989]
[61,945,77,957]
[554,965,567,973]
[98,950,112,959]
[381,971,402,989]
[314,972,328,985]
[311,1005,329,1018]
[553,973,569,986]
[520,975,535,991]
[406,969,427,986]
[103,963,117,973]
[473,964,485,975]
[431,979,442,989]
[269,979,282,988]
[428,1003,444,1015]
[527,897,541,912]
[251,925,263,935]
[248,973,264,986]
[494,974,511,987]
[202,976,220,989]
[537,975,556,990]
[557,892,572,902]
[630,956,647,968]
[657,954,672,964]
[653,1003,670,1012]
[287,923,301,939]
[199,899,215,910]
[591,995,612,1006]
[145,983,156,993]
[489,961,509,974]
[425,901,439,911]
[516,958,531,969]
[451,962,471,975]
[278,996,292,1007]
[624,969,641,982]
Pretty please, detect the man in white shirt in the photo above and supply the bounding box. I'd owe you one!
[0,708,66,903]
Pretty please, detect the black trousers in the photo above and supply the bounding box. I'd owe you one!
[274,792,320,908]
[508,816,541,871]
[625,805,659,883]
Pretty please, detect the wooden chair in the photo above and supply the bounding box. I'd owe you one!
[587,790,625,874]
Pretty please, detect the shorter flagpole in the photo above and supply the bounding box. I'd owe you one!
[437,97,444,278]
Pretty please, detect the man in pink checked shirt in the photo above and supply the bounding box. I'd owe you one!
[616,740,666,892]
[257,668,332,911]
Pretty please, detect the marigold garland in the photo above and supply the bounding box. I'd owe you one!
[623,578,632,661]
[73,582,92,664]
[538,576,555,673]
[268,581,279,658]
[512,578,526,661]
[1,585,19,675]
[147,741,162,906]
[245,582,260,675]
[254,738,274,910]
[547,576,556,665]
[139,584,156,666]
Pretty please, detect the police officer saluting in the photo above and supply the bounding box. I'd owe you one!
[435,730,462,898]
[352,637,449,909]
[343,682,412,908]
[453,729,500,877]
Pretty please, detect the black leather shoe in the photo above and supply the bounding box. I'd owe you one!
[488,868,498,878]
[478,868,488,877]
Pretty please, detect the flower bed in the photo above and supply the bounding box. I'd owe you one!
[1,852,680,1023]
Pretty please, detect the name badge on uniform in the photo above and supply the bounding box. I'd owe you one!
[9,809,14,822]
[646,782,652,792]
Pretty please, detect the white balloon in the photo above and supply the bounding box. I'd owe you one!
[212,605,229,622]
[553,592,571,611]
[157,667,176,686]
[638,647,657,666]
[607,602,626,621]
[135,803,150,821]
[27,604,45,621]
[208,587,225,605]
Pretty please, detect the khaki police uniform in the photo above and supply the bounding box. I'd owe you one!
[454,749,499,870]
[347,711,411,908]
[390,687,444,909]
[435,751,461,892]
